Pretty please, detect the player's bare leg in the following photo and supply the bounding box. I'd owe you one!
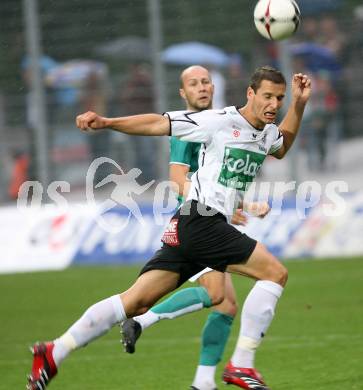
[27,269,179,390]
[121,269,225,353]
[198,270,227,306]
[227,242,287,284]
[121,270,180,316]
[223,242,287,389]
[212,273,238,316]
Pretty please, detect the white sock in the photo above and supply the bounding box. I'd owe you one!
[134,310,160,330]
[231,281,283,368]
[53,295,126,366]
[192,365,217,390]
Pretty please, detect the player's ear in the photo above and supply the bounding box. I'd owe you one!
[247,86,255,100]
[179,88,186,100]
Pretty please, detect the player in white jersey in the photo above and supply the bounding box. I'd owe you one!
[167,106,282,217]
[121,65,270,390]
[27,66,311,390]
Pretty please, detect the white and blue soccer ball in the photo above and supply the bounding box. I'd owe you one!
[254,0,301,40]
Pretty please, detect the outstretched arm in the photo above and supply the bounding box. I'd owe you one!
[76,111,170,136]
[273,73,312,159]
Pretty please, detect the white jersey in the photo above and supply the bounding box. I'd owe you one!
[165,106,283,220]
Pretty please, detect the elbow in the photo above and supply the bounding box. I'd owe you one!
[274,151,285,159]
[272,148,286,159]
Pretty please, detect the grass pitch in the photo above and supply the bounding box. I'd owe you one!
[1,257,363,389]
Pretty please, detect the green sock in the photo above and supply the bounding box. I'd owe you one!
[199,311,234,366]
[150,287,212,318]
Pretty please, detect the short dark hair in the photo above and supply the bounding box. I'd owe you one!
[249,66,286,92]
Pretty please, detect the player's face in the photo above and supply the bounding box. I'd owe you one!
[180,69,214,111]
[247,80,286,127]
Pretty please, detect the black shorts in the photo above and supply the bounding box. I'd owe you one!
[139,200,257,286]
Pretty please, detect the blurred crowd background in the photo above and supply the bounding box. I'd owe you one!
[0,0,362,203]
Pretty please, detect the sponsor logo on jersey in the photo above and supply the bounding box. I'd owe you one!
[233,129,240,138]
[161,218,180,246]
[218,147,266,190]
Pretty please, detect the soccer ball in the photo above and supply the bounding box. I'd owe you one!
[254,0,301,40]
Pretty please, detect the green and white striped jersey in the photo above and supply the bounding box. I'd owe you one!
[169,136,201,204]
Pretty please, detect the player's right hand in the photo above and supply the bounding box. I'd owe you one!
[76,111,108,132]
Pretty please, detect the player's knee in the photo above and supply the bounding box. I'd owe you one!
[256,244,289,286]
[269,261,288,286]
[127,296,155,317]
[280,265,288,286]
[133,306,149,316]
[207,289,225,306]
[215,297,238,317]
[228,298,238,317]
[199,277,226,306]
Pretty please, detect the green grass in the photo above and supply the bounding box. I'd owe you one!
[1,257,363,389]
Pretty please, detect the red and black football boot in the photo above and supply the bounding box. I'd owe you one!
[222,361,270,389]
[26,342,57,390]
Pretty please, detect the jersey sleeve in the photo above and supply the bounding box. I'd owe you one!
[268,126,284,155]
[164,110,215,143]
[169,137,192,166]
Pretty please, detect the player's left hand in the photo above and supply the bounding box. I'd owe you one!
[231,209,248,226]
[245,201,271,218]
[291,73,312,105]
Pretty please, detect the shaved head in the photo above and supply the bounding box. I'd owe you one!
[178,65,214,111]
[180,65,211,88]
